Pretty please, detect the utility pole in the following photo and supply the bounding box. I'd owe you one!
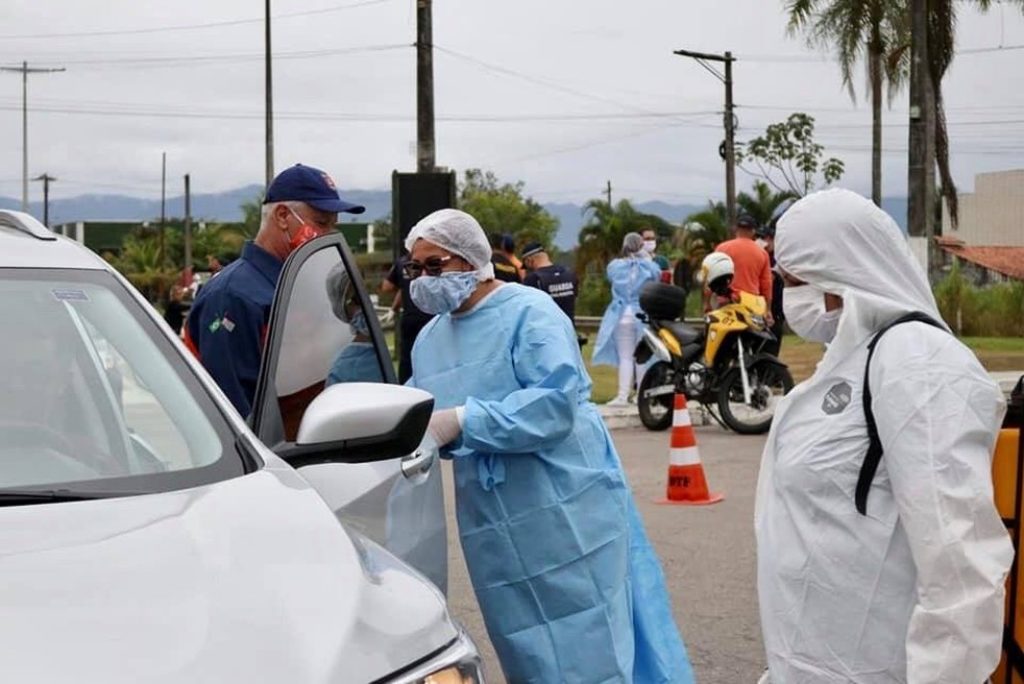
[416,0,436,172]
[907,0,936,277]
[673,48,737,227]
[32,173,56,227]
[160,152,167,268]
[265,0,275,186]
[184,174,192,274]
[605,180,612,206]
[0,61,65,212]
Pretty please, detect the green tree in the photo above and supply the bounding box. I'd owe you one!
[679,201,729,267]
[738,113,845,197]
[108,230,178,303]
[457,169,559,249]
[575,198,672,277]
[786,0,910,206]
[238,194,263,240]
[737,181,798,228]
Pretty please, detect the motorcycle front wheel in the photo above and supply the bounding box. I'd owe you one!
[638,361,677,431]
[717,360,794,435]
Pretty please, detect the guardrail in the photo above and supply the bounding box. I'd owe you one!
[574,315,705,332]
[374,309,703,334]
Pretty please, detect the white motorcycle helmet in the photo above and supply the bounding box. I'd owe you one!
[701,252,735,297]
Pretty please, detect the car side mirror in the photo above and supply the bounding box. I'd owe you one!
[275,383,434,468]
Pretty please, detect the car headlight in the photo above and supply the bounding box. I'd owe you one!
[388,629,485,684]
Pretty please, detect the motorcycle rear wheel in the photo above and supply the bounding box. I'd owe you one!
[638,362,676,431]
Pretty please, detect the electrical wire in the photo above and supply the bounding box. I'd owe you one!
[0,0,399,40]
[434,44,695,120]
[7,44,410,68]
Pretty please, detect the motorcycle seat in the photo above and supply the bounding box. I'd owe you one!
[661,320,704,345]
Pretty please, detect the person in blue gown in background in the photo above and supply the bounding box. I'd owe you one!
[593,234,663,406]
[404,208,695,684]
[324,262,384,386]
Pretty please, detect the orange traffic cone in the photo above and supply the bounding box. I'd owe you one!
[657,393,724,506]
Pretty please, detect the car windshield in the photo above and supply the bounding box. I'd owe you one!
[0,268,245,496]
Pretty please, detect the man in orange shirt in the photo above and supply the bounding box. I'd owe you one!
[705,214,774,326]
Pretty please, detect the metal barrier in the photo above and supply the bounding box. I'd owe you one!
[574,315,705,332]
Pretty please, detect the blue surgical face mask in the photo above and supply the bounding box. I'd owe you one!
[410,271,479,315]
[350,310,370,336]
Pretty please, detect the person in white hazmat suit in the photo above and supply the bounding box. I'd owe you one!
[754,188,1013,684]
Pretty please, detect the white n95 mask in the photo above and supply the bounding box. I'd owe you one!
[783,285,841,343]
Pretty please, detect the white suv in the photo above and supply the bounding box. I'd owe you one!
[0,210,481,683]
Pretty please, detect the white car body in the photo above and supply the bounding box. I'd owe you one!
[0,211,477,683]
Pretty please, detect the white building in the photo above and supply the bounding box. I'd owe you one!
[942,169,1024,246]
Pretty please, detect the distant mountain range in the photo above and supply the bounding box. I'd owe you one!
[0,186,909,250]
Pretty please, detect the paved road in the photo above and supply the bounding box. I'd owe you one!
[443,424,768,684]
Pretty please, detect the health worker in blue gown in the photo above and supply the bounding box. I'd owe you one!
[404,208,695,684]
[324,262,384,386]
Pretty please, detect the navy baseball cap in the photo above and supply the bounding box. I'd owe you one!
[736,213,759,230]
[521,241,545,259]
[264,164,365,214]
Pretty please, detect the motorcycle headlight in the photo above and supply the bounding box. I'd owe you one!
[388,630,485,684]
[749,314,766,329]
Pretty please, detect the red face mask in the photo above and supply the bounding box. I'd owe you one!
[286,208,321,252]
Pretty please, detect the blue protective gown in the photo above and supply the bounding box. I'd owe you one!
[592,257,662,366]
[409,284,694,684]
[325,341,384,386]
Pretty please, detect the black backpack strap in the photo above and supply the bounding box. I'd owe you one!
[856,311,947,515]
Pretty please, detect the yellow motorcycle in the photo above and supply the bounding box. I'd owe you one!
[634,282,793,434]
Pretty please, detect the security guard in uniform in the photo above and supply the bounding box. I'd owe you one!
[488,233,522,283]
[521,241,578,321]
[184,163,365,416]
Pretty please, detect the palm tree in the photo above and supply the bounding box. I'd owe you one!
[926,0,1024,226]
[787,0,910,208]
[680,201,729,264]
[737,181,798,228]
[575,198,671,276]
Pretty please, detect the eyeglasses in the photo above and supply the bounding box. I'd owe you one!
[402,255,455,279]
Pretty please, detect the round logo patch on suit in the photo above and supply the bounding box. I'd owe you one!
[822,381,853,415]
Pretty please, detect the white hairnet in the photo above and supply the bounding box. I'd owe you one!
[324,261,353,323]
[404,209,495,281]
[775,188,943,358]
[622,232,645,256]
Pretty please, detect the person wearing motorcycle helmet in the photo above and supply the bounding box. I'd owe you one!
[706,213,774,324]
[701,252,736,302]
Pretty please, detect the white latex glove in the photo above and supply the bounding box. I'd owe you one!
[379,309,396,326]
[427,407,464,447]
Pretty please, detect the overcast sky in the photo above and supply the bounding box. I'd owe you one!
[1,0,1022,208]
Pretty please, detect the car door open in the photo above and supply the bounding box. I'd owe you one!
[250,234,448,592]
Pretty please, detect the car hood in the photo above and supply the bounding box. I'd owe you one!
[0,467,457,683]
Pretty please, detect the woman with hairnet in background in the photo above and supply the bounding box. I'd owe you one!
[324,262,384,385]
[405,209,694,683]
[755,189,1013,683]
[593,233,663,407]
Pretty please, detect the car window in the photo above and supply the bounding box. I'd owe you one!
[272,245,388,441]
[0,269,244,493]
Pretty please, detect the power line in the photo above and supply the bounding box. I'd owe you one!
[506,121,689,164]
[15,43,409,69]
[434,45,689,120]
[0,100,723,124]
[738,43,1024,64]
[0,0,399,40]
